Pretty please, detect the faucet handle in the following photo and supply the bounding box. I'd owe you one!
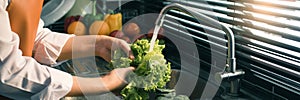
[215,69,245,83]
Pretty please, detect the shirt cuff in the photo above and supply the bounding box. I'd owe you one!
[31,67,73,100]
[34,29,75,65]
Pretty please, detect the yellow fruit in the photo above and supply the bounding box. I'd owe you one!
[89,21,110,35]
[67,21,86,35]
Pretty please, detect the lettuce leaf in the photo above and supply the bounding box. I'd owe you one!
[110,39,171,100]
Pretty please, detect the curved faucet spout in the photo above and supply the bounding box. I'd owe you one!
[155,3,246,96]
[155,3,236,72]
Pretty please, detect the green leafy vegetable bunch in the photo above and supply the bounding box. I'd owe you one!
[110,39,171,100]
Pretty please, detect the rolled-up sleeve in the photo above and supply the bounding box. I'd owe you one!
[33,20,74,65]
[0,2,73,99]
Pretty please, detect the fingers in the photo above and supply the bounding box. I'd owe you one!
[96,35,134,62]
[114,67,135,84]
[110,38,134,60]
[126,67,135,71]
[114,67,135,75]
[98,48,112,62]
[117,40,135,60]
[98,35,134,60]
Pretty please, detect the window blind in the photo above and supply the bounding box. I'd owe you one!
[143,0,300,99]
[48,0,300,99]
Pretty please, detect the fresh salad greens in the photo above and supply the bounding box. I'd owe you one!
[110,39,171,100]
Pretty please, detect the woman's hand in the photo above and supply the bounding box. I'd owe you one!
[95,35,134,62]
[66,67,135,96]
[58,35,134,62]
[103,67,135,90]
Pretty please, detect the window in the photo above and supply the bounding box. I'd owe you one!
[145,0,300,99]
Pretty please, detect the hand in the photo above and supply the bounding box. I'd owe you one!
[95,35,134,62]
[103,67,135,91]
[66,67,135,96]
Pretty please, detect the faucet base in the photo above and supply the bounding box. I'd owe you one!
[220,93,249,100]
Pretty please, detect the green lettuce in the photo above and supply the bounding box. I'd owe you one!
[110,39,171,100]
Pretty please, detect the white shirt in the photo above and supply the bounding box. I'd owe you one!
[0,0,73,99]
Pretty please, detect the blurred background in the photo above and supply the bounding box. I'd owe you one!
[43,0,300,100]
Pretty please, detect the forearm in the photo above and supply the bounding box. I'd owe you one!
[66,76,122,96]
[58,35,99,61]
[58,35,133,62]
[66,67,134,96]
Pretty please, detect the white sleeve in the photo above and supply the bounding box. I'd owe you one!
[33,20,75,65]
[0,0,8,11]
[0,3,73,100]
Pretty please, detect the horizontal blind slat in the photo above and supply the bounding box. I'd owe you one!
[168,0,300,41]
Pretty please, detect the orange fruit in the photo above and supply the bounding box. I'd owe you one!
[89,21,110,35]
[67,21,86,35]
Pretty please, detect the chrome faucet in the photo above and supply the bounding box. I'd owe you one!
[155,3,245,97]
